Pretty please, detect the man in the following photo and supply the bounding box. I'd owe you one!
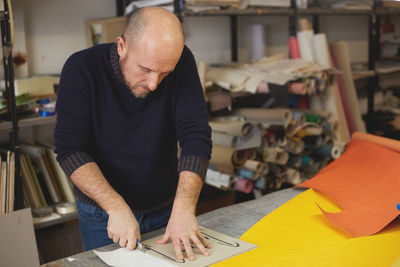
[54,7,212,261]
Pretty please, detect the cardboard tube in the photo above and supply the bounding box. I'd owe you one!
[209,121,252,137]
[285,168,302,185]
[263,147,289,165]
[232,108,292,125]
[212,132,237,147]
[330,41,366,133]
[210,145,235,167]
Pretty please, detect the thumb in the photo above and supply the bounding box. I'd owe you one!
[157,232,170,244]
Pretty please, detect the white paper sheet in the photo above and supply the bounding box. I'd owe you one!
[94,248,176,267]
[94,226,256,267]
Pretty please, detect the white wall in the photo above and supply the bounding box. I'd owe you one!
[14,0,116,75]
[14,1,370,74]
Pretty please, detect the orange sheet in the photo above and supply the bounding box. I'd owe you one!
[296,139,400,237]
[352,131,400,153]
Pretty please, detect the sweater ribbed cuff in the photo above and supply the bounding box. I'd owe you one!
[59,152,95,177]
[179,155,209,180]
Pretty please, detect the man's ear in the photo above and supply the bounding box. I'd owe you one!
[117,36,127,58]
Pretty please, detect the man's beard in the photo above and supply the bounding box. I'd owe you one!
[120,57,150,99]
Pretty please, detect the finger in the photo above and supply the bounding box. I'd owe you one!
[198,233,212,249]
[182,238,195,261]
[119,238,127,248]
[113,235,120,243]
[126,238,136,250]
[172,237,184,261]
[107,228,113,239]
[191,235,210,257]
[157,232,170,244]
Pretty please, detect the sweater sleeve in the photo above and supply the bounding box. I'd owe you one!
[174,47,212,180]
[54,54,95,176]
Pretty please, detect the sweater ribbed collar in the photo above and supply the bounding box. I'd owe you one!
[109,43,128,87]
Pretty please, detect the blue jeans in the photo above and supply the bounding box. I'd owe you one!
[76,199,172,251]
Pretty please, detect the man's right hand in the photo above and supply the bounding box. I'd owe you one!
[107,204,141,250]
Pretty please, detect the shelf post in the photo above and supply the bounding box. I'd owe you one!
[1,0,22,210]
[230,15,238,62]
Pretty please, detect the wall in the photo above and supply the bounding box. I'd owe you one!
[13,0,116,75]
[14,1,369,74]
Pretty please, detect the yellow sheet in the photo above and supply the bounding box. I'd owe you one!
[213,189,400,267]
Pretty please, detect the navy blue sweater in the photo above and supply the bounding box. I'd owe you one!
[54,43,212,214]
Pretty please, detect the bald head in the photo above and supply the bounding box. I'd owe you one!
[123,7,184,47]
[117,7,185,98]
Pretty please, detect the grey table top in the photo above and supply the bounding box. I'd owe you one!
[42,188,306,266]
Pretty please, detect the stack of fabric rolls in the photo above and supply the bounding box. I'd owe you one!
[206,108,342,195]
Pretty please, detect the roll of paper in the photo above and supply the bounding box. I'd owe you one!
[285,168,302,185]
[232,108,292,125]
[236,178,253,194]
[330,41,366,133]
[289,36,301,59]
[205,169,233,190]
[297,30,314,62]
[250,24,265,61]
[312,33,330,68]
[263,147,289,165]
[210,145,236,167]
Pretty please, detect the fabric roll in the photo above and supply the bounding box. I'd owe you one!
[211,131,237,147]
[313,145,342,160]
[292,112,305,124]
[232,108,292,125]
[301,155,314,166]
[253,177,266,190]
[289,82,306,95]
[210,145,236,167]
[297,30,314,62]
[238,169,256,180]
[303,135,323,147]
[232,149,256,167]
[209,121,252,137]
[207,90,232,112]
[289,36,301,59]
[236,178,253,194]
[263,147,289,165]
[281,138,304,155]
[285,168,302,185]
[205,169,233,190]
[243,160,262,172]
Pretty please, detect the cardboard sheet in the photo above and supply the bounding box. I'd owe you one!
[213,189,400,266]
[296,139,400,237]
[0,209,40,267]
[95,226,256,267]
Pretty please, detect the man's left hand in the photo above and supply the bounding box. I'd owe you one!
[157,208,211,261]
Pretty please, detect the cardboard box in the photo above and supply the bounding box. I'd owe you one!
[85,16,127,47]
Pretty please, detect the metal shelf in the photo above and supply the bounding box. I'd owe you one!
[184,7,293,16]
[34,211,78,230]
[298,8,373,16]
[182,7,400,17]
[0,116,57,131]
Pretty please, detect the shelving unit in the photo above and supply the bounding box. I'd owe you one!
[169,0,400,132]
[0,0,22,210]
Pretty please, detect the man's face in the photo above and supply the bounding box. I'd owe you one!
[118,37,181,98]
